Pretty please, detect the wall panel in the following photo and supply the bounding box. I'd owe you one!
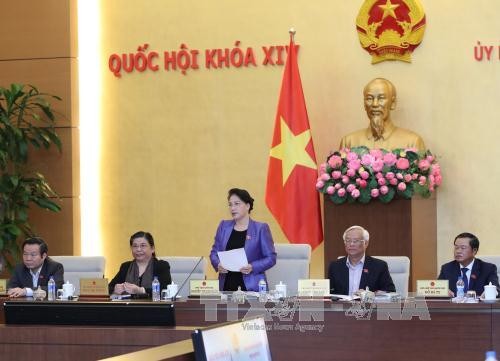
[0,0,79,259]
[0,0,76,60]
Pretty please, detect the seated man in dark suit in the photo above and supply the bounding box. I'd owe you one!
[7,237,64,298]
[328,225,395,295]
[438,232,499,297]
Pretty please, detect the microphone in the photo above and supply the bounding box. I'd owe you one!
[172,256,204,301]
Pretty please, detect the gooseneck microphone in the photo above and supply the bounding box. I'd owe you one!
[172,256,204,301]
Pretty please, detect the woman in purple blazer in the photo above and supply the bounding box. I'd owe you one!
[210,188,277,292]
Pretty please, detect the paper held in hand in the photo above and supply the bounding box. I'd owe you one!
[217,248,248,272]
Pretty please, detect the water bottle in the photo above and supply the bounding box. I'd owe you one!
[258,278,267,302]
[152,276,160,302]
[47,276,56,301]
[456,275,465,299]
[485,351,498,361]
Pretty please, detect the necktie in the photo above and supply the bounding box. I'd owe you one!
[461,268,469,292]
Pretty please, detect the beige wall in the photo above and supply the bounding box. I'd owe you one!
[97,0,500,280]
[0,0,79,258]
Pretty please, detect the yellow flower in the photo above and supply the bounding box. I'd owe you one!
[399,151,406,157]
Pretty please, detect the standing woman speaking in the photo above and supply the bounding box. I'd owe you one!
[210,188,277,292]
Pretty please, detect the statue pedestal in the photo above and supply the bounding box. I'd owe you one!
[323,195,437,291]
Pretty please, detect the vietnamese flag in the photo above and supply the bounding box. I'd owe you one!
[265,32,323,249]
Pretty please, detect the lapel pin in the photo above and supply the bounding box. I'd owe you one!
[363,269,369,273]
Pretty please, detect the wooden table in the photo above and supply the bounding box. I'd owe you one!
[2,297,500,361]
[175,298,498,360]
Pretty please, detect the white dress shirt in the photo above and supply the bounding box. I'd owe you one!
[346,255,365,296]
[25,266,43,297]
[460,259,475,287]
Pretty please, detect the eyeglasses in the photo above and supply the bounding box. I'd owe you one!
[23,252,41,258]
[344,239,365,245]
[131,244,150,250]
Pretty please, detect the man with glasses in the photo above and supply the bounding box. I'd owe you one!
[438,232,499,297]
[7,237,64,298]
[328,225,395,296]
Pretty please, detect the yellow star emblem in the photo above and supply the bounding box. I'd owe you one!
[378,0,399,20]
[269,117,317,185]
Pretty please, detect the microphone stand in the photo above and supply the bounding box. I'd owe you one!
[172,256,204,301]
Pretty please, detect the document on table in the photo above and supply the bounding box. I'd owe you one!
[330,294,361,301]
[217,248,248,272]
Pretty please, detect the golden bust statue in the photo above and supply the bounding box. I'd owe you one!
[339,78,426,151]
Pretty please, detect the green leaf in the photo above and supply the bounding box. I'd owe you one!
[414,183,431,198]
[44,128,61,150]
[9,175,19,187]
[18,138,28,161]
[398,188,413,199]
[33,198,61,212]
[330,193,347,205]
[351,146,370,155]
[17,209,28,222]
[358,187,371,204]
[406,151,419,163]
[11,83,23,94]
[379,187,395,203]
[37,129,51,148]
[4,224,21,236]
[28,137,41,148]
[34,102,55,121]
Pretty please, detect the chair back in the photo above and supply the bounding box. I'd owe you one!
[373,256,410,297]
[158,256,207,297]
[477,255,500,281]
[51,256,106,295]
[266,244,311,296]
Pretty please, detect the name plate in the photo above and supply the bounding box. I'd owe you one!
[0,279,6,294]
[80,278,109,296]
[298,279,330,297]
[416,280,449,297]
[190,280,219,296]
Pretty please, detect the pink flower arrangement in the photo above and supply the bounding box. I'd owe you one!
[317,146,442,204]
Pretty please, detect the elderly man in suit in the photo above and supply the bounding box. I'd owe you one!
[438,232,499,297]
[7,237,64,298]
[328,225,395,296]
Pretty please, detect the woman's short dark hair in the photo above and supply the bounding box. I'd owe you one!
[454,232,480,252]
[130,231,156,257]
[22,237,48,255]
[227,188,254,213]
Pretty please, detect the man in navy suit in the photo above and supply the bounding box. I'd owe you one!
[328,225,395,295]
[7,237,64,298]
[438,232,499,297]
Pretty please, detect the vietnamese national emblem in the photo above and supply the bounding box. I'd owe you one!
[356,0,426,64]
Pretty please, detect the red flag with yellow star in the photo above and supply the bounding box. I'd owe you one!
[265,33,323,249]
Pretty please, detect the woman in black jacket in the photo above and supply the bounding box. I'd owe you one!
[108,231,171,298]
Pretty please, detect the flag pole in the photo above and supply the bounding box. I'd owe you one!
[265,26,323,249]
